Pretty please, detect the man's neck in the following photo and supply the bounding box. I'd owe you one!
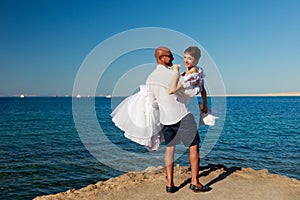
[158,63,169,68]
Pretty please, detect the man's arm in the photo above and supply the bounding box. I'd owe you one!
[199,83,208,113]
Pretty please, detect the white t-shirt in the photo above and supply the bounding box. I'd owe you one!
[146,64,194,125]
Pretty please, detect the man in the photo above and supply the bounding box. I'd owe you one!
[146,46,211,193]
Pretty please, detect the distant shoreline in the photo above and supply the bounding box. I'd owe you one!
[210,92,300,97]
[1,92,300,98]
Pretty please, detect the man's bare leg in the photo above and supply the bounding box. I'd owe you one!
[165,146,175,187]
[189,144,201,187]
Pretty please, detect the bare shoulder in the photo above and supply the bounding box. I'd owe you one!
[190,66,199,73]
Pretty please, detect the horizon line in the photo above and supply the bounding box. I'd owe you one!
[1,92,300,98]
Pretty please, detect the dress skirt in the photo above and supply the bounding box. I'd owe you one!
[111,85,162,151]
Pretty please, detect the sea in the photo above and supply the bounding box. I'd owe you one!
[0,96,299,199]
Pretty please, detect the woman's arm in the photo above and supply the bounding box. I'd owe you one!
[168,64,182,94]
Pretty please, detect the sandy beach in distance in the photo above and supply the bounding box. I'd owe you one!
[34,164,300,200]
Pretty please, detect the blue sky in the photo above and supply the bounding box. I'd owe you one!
[1,0,299,96]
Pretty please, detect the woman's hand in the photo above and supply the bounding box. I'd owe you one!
[172,64,180,73]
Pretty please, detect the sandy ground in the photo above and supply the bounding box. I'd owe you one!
[34,164,300,200]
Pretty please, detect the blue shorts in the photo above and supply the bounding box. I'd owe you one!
[162,113,200,147]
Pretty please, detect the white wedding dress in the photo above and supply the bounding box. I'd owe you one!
[111,67,211,151]
[111,85,163,151]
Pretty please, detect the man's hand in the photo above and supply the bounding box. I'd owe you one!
[198,102,208,114]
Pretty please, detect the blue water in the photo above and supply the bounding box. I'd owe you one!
[0,96,299,199]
